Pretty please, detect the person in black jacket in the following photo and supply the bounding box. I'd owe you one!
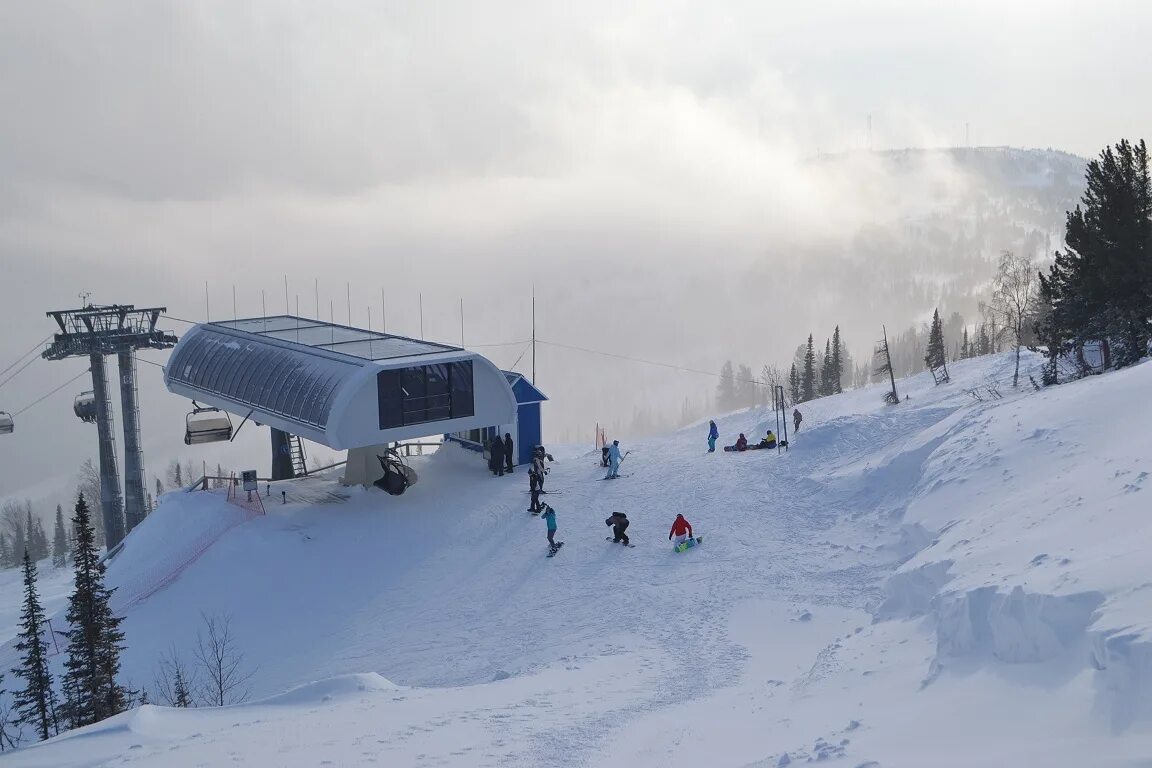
[605,511,630,545]
[488,435,504,476]
[503,432,515,473]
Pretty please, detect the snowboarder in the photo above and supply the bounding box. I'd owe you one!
[541,503,560,553]
[793,408,803,433]
[605,511,630,545]
[758,430,777,449]
[605,440,623,479]
[733,433,748,452]
[503,432,515,474]
[528,464,543,513]
[601,444,610,467]
[707,420,719,453]
[668,513,693,547]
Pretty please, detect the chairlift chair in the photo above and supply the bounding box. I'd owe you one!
[74,391,97,423]
[184,403,234,445]
[0,411,13,435]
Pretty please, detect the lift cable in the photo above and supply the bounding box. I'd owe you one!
[0,334,52,379]
[13,368,92,416]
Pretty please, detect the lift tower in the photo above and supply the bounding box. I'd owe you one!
[43,305,177,549]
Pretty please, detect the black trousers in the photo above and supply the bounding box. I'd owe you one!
[505,451,514,473]
[529,487,542,512]
[612,523,630,545]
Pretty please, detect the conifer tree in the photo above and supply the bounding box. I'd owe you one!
[816,340,830,396]
[831,326,844,394]
[11,552,58,741]
[716,361,737,412]
[1040,139,1151,369]
[735,363,756,408]
[53,506,68,568]
[60,493,128,729]
[961,327,970,359]
[788,363,800,406]
[924,309,946,370]
[0,532,10,570]
[800,335,817,403]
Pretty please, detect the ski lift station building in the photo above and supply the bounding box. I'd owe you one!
[163,316,523,482]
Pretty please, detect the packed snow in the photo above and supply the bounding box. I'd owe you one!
[4,352,1152,767]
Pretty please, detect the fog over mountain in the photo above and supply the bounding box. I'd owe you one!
[0,1,1145,512]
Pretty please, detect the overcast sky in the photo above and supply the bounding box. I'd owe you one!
[1,0,1149,505]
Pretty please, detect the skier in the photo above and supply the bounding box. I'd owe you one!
[541,503,560,553]
[605,440,623,479]
[503,432,515,474]
[605,511,630,545]
[532,446,550,491]
[668,513,693,547]
[758,429,777,449]
[733,433,748,452]
[793,408,803,433]
[601,443,610,467]
[707,420,719,453]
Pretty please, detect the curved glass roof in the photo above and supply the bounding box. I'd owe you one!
[210,316,459,361]
[166,317,469,430]
[167,326,359,428]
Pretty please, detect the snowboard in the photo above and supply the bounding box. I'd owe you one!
[723,444,774,452]
[673,536,704,553]
[546,542,565,558]
[605,536,636,548]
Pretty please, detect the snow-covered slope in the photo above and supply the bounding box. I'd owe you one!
[5,353,1152,767]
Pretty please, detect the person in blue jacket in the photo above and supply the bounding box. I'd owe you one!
[541,503,560,553]
[605,440,623,479]
[707,420,719,453]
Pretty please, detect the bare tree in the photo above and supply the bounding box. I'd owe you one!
[760,364,788,407]
[193,614,255,707]
[153,646,197,708]
[983,250,1039,387]
[0,698,19,751]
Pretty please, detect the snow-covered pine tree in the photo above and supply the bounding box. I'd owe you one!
[60,493,128,729]
[961,327,970,359]
[789,363,800,406]
[924,310,945,369]
[801,335,817,403]
[52,505,68,568]
[831,326,844,394]
[11,551,58,741]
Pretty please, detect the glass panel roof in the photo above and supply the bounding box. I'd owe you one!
[209,316,459,361]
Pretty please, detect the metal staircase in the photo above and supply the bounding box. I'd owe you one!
[289,435,308,477]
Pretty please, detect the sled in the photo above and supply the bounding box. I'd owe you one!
[674,536,703,553]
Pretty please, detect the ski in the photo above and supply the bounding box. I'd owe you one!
[523,490,562,494]
[597,473,633,481]
[546,542,565,558]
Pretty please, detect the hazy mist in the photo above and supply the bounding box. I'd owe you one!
[1,1,1148,511]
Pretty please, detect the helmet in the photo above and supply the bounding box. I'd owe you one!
[613,440,619,445]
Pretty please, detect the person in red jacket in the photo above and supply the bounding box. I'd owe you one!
[669,513,693,547]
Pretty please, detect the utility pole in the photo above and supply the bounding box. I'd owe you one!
[531,286,536,384]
